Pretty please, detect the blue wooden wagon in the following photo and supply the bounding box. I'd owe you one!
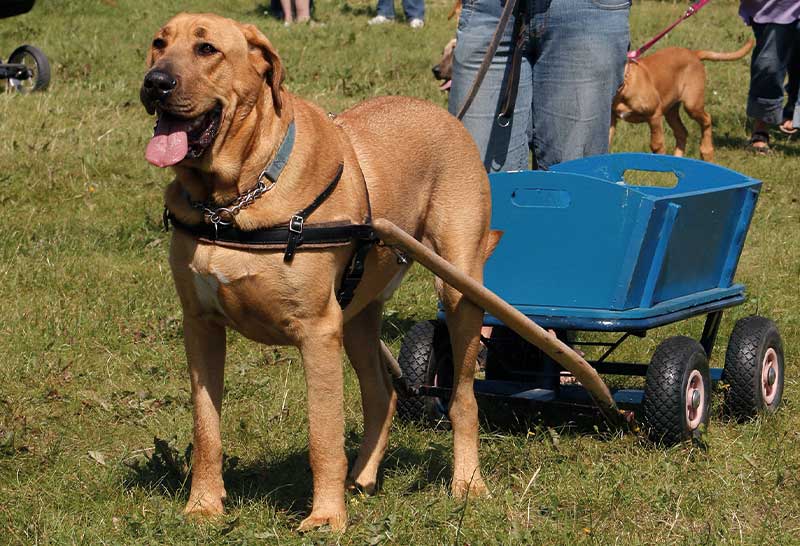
[395,153,785,443]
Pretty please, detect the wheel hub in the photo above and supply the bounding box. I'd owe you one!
[685,369,705,429]
[761,348,779,405]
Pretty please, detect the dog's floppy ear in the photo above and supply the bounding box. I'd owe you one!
[240,23,285,113]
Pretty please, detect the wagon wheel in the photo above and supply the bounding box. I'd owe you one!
[395,320,453,424]
[642,336,710,444]
[723,316,784,420]
[7,45,50,93]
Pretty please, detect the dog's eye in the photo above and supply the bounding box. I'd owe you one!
[197,43,218,56]
[152,38,167,49]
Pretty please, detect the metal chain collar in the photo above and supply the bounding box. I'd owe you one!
[190,172,277,229]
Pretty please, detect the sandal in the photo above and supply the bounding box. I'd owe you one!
[779,120,798,135]
[748,131,771,154]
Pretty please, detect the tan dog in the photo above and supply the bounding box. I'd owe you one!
[432,0,461,91]
[432,38,457,91]
[141,13,492,531]
[610,40,753,161]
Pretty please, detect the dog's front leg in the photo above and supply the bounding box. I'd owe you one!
[297,321,348,532]
[182,316,228,518]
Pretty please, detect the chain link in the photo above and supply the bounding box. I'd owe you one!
[191,174,276,229]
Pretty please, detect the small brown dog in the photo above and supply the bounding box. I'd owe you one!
[432,38,456,91]
[141,12,493,531]
[610,40,754,161]
[431,0,461,90]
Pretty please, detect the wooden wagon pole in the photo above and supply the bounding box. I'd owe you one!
[373,218,628,428]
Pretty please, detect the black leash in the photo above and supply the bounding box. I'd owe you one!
[454,0,521,122]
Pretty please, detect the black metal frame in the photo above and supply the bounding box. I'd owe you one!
[0,63,31,80]
[417,310,728,411]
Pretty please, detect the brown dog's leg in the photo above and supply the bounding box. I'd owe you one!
[683,102,714,161]
[665,104,688,157]
[608,115,618,150]
[297,316,349,532]
[343,301,396,494]
[183,317,228,517]
[439,279,488,498]
[648,115,667,155]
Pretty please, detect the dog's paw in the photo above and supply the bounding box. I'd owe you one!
[346,475,377,495]
[451,477,490,499]
[183,492,225,518]
[297,509,347,533]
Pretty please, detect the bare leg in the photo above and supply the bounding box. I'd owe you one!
[297,318,349,532]
[343,301,396,494]
[295,0,311,22]
[665,103,688,157]
[279,0,293,24]
[183,317,227,517]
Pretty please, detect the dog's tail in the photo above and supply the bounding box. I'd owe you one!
[484,230,504,261]
[695,39,754,62]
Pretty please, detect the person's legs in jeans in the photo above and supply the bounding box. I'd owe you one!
[781,34,800,132]
[402,0,424,21]
[449,0,532,172]
[748,21,797,146]
[529,0,629,168]
[375,0,396,19]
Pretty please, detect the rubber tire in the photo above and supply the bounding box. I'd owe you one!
[7,45,51,93]
[395,320,453,424]
[642,336,710,445]
[724,316,784,420]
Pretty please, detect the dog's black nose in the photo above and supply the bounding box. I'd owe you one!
[142,69,177,101]
[432,65,442,79]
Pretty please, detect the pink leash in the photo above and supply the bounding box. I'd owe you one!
[628,0,713,61]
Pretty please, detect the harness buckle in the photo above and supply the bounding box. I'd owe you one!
[289,215,304,234]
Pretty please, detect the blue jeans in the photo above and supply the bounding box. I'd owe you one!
[375,0,424,20]
[448,0,630,171]
[782,43,800,127]
[747,20,800,126]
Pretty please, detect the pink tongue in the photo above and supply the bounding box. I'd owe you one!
[439,79,452,91]
[145,116,191,167]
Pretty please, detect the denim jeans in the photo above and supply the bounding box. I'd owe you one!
[375,0,424,20]
[448,0,630,171]
[781,42,800,127]
[747,20,800,126]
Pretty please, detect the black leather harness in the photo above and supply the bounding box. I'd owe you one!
[162,123,378,309]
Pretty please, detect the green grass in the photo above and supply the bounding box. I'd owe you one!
[1,0,798,543]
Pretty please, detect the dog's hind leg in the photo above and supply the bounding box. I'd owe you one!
[665,104,688,157]
[608,115,618,150]
[430,234,489,499]
[183,317,228,518]
[297,312,349,532]
[343,301,397,495]
[683,101,714,161]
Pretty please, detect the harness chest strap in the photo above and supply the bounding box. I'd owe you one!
[163,160,377,308]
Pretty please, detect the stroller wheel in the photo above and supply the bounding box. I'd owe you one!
[7,45,50,93]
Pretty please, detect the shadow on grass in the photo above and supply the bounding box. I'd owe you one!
[122,430,454,514]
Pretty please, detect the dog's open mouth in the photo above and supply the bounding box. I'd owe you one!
[145,104,222,167]
[439,80,452,92]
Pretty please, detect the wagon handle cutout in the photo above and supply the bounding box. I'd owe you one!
[373,218,631,429]
[621,169,678,188]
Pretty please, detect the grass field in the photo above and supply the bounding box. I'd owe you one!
[1,0,798,543]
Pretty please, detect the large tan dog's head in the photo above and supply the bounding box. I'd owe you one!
[141,13,284,168]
